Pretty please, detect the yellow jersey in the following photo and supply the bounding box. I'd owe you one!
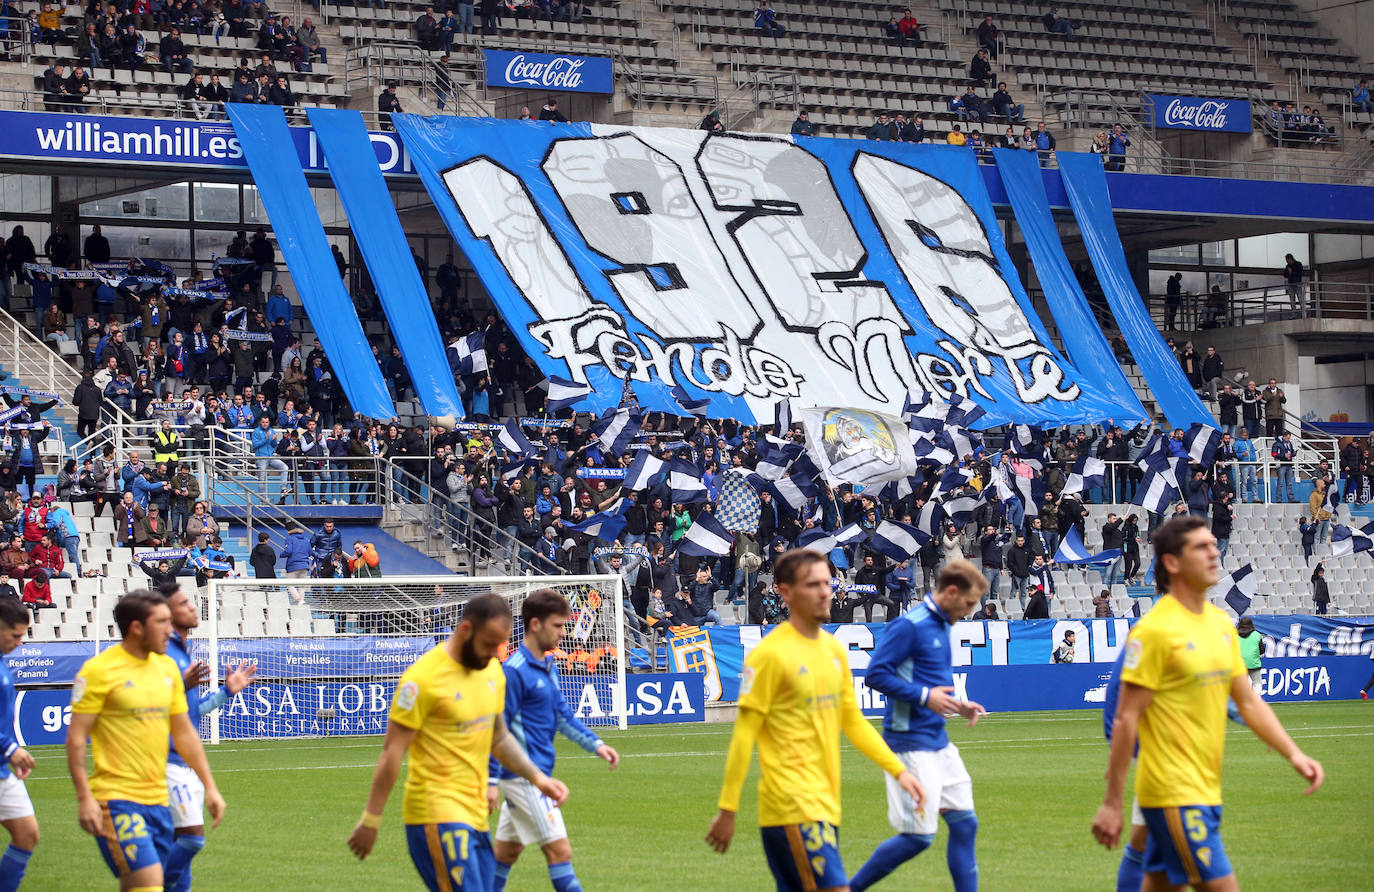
[390,646,506,828]
[71,644,187,806]
[1121,595,1247,807]
[731,622,897,826]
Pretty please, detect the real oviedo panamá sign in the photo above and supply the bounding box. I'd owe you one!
[1147,94,1252,134]
[484,49,614,95]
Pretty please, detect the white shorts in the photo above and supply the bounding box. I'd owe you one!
[0,775,33,821]
[494,777,567,848]
[167,762,206,829]
[885,744,974,837]
[1131,796,1144,828]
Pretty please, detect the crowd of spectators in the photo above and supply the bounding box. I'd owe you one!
[21,0,329,116]
[4,218,1372,628]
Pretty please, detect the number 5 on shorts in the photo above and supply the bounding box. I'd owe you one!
[1183,809,1207,843]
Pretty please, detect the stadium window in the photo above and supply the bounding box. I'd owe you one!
[243,185,269,226]
[0,174,53,214]
[80,183,190,222]
[194,182,242,223]
[1236,233,1308,269]
[1148,244,1199,264]
[1200,240,1234,266]
[92,225,191,264]
[1312,233,1371,265]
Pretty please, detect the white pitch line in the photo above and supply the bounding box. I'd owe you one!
[27,729,1373,783]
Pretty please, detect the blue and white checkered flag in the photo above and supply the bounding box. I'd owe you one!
[447,331,487,375]
[1216,564,1257,615]
[1183,423,1223,466]
[1062,454,1106,497]
[1133,453,1179,515]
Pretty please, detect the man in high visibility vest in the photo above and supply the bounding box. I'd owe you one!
[152,419,181,475]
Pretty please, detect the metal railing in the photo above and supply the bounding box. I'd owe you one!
[1079,447,1340,507]
[378,460,560,579]
[1145,283,1374,330]
[66,420,252,468]
[0,309,137,429]
[344,41,487,117]
[202,453,312,554]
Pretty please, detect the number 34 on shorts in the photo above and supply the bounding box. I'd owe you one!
[760,821,847,892]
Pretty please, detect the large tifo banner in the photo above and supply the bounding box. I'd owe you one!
[674,615,1374,713]
[394,117,1145,425]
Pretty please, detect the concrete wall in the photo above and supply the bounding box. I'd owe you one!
[1290,0,1374,69]
[1296,355,1374,421]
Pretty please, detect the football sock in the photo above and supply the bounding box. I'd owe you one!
[849,833,932,892]
[944,809,979,892]
[164,834,205,892]
[548,860,582,892]
[1362,670,1374,693]
[492,861,511,892]
[1117,844,1146,892]
[0,844,32,892]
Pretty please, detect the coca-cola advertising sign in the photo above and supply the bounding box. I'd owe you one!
[1148,94,1251,133]
[484,49,613,95]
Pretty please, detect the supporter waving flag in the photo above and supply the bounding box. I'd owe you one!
[868,519,930,561]
[545,376,593,413]
[590,406,642,455]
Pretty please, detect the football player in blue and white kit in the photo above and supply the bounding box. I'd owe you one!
[161,581,257,892]
[850,559,989,892]
[488,589,620,892]
[0,598,37,891]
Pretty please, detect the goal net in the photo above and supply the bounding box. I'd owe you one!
[198,575,627,742]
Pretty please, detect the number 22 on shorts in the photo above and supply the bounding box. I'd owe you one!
[114,812,148,862]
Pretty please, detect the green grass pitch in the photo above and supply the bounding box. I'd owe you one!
[21,701,1373,890]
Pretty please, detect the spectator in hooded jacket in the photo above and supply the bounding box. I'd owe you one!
[281,525,312,577]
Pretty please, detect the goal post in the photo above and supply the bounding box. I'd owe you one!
[200,574,628,743]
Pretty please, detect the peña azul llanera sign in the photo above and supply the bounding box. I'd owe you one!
[484,49,613,94]
[1148,94,1252,133]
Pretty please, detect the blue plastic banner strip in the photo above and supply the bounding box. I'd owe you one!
[1056,153,1212,428]
[307,108,465,419]
[225,103,393,420]
[993,148,1146,424]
